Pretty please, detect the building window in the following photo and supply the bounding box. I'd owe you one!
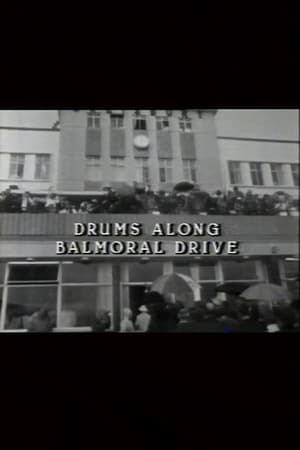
[111,115,124,129]
[0,262,114,331]
[156,117,169,131]
[136,158,150,184]
[291,164,299,186]
[222,260,258,281]
[228,161,242,185]
[159,159,173,183]
[35,155,51,180]
[86,157,103,182]
[111,158,126,182]
[179,118,192,132]
[279,259,299,296]
[133,115,147,131]
[270,163,284,186]
[9,154,25,179]
[87,111,101,129]
[250,162,264,186]
[183,160,197,183]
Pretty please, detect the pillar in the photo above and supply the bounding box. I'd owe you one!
[56,110,86,191]
[169,112,184,182]
[192,111,223,193]
[124,111,136,184]
[148,114,160,191]
[100,111,112,187]
[96,263,113,312]
[240,162,252,186]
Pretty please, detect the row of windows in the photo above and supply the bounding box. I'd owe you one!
[7,154,51,181]
[87,112,193,132]
[86,158,197,184]
[228,161,299,187]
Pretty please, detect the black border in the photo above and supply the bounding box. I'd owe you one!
[1,8,299,447]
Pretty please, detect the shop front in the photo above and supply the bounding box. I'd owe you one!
[0,213,298,331]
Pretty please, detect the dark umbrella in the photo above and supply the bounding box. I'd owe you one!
[174,181,194,192]
[216,282,251,296]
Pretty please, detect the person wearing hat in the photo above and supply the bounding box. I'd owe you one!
[120,308,134,332]
[135,305,151,332]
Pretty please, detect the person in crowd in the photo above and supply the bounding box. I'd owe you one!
[244,190,258,215]
[272,304,299,332]
[5,310,24,330]
[215,190,228,215]
[45,193,59,213]
[93,309,111,332]
[78,201,88,214]
[176,305,231,333]
[27,308,53,332]
[144,291,170,332]
[233,186,244,199]
[120,308,134,332]
[135,305,151,332]
[0,186,298,216]
[21,191,36,212]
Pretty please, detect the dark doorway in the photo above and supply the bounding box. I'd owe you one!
[129,285,148,320]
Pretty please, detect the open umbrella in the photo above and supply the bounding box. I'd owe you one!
[150,273,201,308]
[216,282,251,296]
[241,283,291,306]
[174,181,194,192]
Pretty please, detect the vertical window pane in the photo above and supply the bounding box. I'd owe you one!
[222,260,258,280]
[129,262,163,282]
[250,163,263,186]
[283,260,299,279]
[174,262,191,277]
[160,167,166,182]
[291,164,299,186]
[62,263,98,283]
[0,263,6,284]
[198,264,216,280]
[229,162,241,185]
[4,286,57,330]
[35,155,50,180]
[9,154,25,179]
[200,283,218,302]
[61,286,112,327]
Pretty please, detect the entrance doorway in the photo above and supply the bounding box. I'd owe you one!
[129,285,149,321]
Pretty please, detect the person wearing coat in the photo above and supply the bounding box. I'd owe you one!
[93,310,111,332]
[27,308,53,332]
[135,305,151,332]
[120,308,134,332]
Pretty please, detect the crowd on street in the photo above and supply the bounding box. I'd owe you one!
[3,281,299,333]
[0,185,299,216]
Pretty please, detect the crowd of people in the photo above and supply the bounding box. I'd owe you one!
[0,186,298,216]
[3,284,299,333]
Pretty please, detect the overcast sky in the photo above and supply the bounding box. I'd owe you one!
[0,110,298,141]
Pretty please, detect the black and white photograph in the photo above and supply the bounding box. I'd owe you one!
[0,109,298,333]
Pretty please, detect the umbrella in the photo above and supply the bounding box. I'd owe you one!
[150,273,201,308]
[241,283,291,306]
[216,282,251,296]
[174,181,194,192]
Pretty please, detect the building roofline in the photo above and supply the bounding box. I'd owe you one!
[218,136,299,144]
[0,126,60,132]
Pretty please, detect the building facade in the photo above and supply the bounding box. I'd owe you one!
[0,110,298,331]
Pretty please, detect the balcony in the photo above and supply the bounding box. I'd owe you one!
[0,213,297,241]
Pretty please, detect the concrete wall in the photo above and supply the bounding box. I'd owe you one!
[56,110,223,193]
